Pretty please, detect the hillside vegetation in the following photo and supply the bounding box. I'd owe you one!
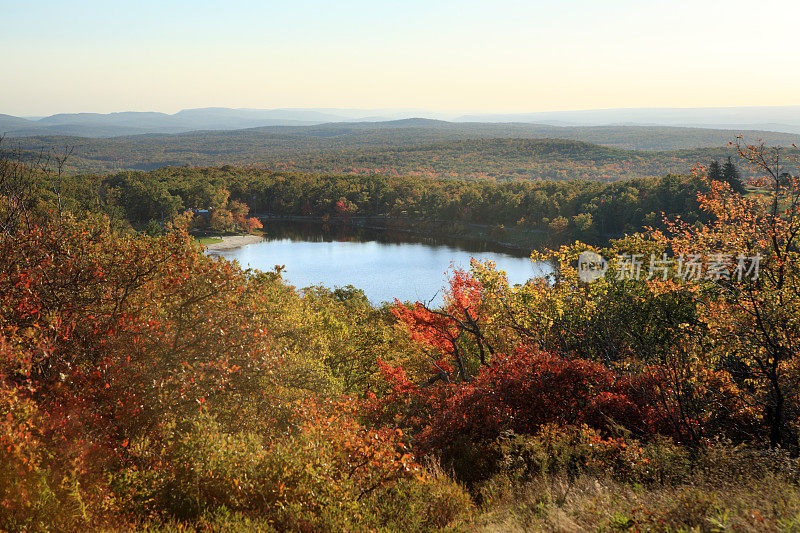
[3,135,800,530]
[45,164,710,246]
[7,120,796,182]
[4,131,743,182]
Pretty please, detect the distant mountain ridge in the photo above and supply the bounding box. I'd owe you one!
[456,106,800,134]
[3,105,800,138]
[0,108,457,138]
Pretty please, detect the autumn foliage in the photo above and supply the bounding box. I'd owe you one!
[3,140,800,530]
[373,141,800,480]
[0,201,467,529]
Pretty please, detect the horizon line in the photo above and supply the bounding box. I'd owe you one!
[8,103,800,119]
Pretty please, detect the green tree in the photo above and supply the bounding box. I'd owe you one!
[721,156,746,194]
[708,160,722,182]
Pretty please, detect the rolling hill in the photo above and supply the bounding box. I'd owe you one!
[2,122,763,182]
[4,105,800,138]
[0,108,454,137]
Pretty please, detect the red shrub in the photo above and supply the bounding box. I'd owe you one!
[368,346,684,455]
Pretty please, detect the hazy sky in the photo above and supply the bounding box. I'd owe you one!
[2,0,799,116]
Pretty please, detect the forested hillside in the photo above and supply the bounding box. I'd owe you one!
[4,121,796,179]
[4,139,800,530]
[46,165,710,245]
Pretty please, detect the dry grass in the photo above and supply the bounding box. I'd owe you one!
[435,435,800,532]
[472,473,800,532]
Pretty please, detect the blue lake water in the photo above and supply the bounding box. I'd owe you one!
[209,222,551,305]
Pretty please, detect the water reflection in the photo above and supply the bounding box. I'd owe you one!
[211,221,551,306]
[259,220,533,257]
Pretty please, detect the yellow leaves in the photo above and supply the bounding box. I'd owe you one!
[553,299,565,319]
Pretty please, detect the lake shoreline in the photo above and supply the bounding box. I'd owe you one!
[204,234,263,251]
[254,214,548,256]
[205,221,551,305]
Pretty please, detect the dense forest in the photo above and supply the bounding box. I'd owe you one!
[4,121,790,180]
[3,132,800,531]
[49,164,710,246]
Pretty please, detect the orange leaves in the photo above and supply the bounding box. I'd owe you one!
[447,268,483,316]
[243,216,263,233]
[376,358,414,397]
[638,144,800,447]
[391,267,490,382]
[392,301,458,356]
[0,214,285,470]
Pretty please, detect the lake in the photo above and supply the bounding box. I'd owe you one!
[209,221,551,305]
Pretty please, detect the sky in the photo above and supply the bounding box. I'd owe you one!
[2,0,799,116]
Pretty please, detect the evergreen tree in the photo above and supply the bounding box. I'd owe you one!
[721,156,746,194]
[708,160,722,182]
